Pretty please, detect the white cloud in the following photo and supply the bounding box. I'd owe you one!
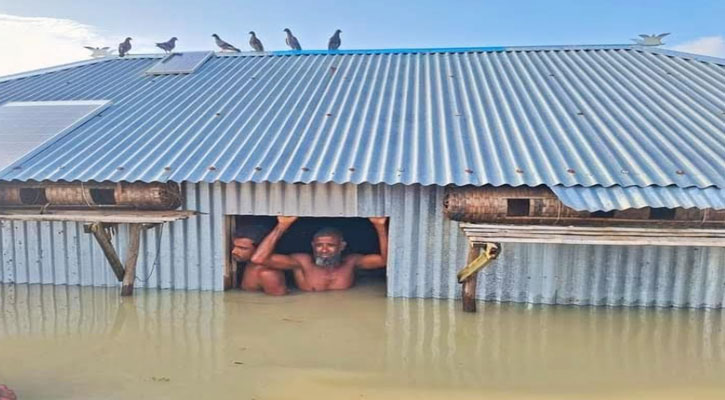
[670,36,725,58]
[0,13,157,77]
[0,14,108,76]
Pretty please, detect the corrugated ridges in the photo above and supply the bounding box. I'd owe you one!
[552,185,725,211]
[0,46,723,189]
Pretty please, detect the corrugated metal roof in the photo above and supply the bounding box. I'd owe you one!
[0,45,723,189]
[551,185,725,211]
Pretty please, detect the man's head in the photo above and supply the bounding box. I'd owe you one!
[232,225,268,262]
[311,227,346,268]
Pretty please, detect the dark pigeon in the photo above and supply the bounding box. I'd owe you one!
[283,28,301,50]
[249,31,264,52]
[328,29,342,50]
[118,37,132,57]
[212,34,241,52]
[156,37,178,54]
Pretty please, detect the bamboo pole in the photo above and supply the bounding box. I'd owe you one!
[121,224,142,296]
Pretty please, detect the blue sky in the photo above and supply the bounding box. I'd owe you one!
[1,0,724,74]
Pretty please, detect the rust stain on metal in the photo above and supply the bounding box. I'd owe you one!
[567,168,576,174]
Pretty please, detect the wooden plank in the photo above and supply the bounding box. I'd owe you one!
[89,223,125,281]
[121,223,142,296]
[461,223,725,235]
[460,224,725,247]
[0,210,197,224]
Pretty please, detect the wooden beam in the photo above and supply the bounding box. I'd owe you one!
[462,246,480,313]
[0,209,197,224]
[121,224,142,296]
[89,222,125,281]
[460,224,725,247]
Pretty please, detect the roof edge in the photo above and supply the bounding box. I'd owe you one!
[217,43,635,57]
[639,46,725,66]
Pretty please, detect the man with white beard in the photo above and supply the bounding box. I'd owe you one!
[250,216,388,293]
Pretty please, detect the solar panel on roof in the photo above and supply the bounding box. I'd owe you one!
[0,100,110,172]
[145,51,214,75]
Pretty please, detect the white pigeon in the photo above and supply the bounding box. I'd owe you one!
[83,46,115,58]
[631,33,670,46]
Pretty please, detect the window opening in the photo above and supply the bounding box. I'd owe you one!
[507,199,530,217]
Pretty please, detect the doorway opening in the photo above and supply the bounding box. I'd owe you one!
[225,216,388,293]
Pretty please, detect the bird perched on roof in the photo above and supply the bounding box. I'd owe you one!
[212,34,241,52]
[118,37,132,57]
[328,29,342,50]
[249,31,264,52]
[156,37,178,54]
[283,28,302,50]
[84,46,114,58]
[631,33,670,46]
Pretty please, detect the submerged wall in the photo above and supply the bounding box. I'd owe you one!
[1,182,724,307]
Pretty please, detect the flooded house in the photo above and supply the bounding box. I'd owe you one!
[0,45,723,308]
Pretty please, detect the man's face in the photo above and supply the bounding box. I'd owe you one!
[232,238,256,262]
[311,235,345,267]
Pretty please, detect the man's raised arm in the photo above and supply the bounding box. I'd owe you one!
[355,217,389,270]
[250,216,301,270]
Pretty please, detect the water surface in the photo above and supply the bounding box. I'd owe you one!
[1,282,724,399]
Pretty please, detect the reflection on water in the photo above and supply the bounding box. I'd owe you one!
[1,282,725,399]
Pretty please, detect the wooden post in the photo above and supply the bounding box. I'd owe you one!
[462,245,480,313]
[89,222,125,281]
[224,216,235,290]
[121,223,142,296]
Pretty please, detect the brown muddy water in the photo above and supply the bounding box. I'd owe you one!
[1,281,725,400]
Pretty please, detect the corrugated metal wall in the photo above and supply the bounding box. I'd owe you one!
[2,182,724,307]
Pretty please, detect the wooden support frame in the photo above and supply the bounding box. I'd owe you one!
[458,242,500,313]
[1,209,197,297]
[88,222,125,281]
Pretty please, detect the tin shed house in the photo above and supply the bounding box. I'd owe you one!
[0,45,724,307]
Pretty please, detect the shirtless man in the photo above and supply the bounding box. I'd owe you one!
[231,225,287,295]
[250,216,388,292]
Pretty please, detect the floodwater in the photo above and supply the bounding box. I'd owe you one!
[1,282,725,400]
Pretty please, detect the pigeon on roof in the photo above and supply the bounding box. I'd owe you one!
[156,37,178,54]
[118,37,132,57]
[328,29,342,50]
[283,28,302,50]
[83,46,115,58]
[249,31,264,52]
[631,33,670,46]
[212,34,241,52]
